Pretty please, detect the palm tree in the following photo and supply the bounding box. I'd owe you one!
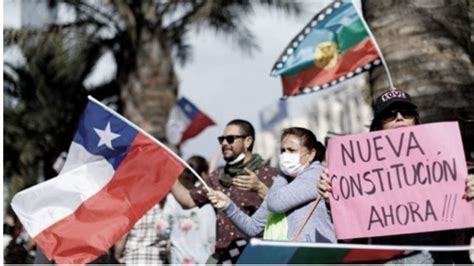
[4,30,116,197]
[362,0,474,158]
[4,1,301,194]
[7,0,301,140]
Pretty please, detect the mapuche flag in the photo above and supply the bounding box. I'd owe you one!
[11,97,186,264]
[271,0,381,97]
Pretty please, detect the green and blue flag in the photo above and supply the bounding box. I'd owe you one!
[272,0,380,97]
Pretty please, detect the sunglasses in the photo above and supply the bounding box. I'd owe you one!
[381,108,416,123]
[217,135,247,144]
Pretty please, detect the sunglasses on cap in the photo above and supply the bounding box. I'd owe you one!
[217,135,247,144]
[381,108,416,123]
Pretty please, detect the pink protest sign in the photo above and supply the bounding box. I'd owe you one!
[328,122,474,240]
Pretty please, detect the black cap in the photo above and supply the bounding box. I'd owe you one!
[373,88,417,117]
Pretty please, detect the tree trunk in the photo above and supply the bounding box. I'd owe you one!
[363,0,474,159]
[119,30,178,142]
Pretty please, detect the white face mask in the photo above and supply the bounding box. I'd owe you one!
[228,152,246,165]
[279,152,305,177]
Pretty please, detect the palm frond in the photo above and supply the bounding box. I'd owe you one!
[163,0,301,64]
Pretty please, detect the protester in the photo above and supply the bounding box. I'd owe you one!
[171,119,277,263]
[4,208,16,251]
[162,155,216,264]
[114,203,170,264]
[368,88,421,131]
[208,127,336,243]
[4,207,35,264]
[318,87,474,263]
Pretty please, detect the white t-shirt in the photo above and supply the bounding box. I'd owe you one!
[162,194,216,264]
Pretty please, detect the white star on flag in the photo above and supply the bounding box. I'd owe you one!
[184,104,192,113]
[94,122,120,150]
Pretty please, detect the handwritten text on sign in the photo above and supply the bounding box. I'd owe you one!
[328,122,474,239]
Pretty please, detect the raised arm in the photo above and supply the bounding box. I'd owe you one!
[207,190,267,237]
[170,179,196,209]
[266,165,322,213]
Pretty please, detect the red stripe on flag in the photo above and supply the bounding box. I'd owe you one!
[342,248,405,263]
[281,38,379,96]
[34,133,185,264]
[181,112,215,144]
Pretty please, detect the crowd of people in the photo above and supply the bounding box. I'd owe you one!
[4,87,474,264]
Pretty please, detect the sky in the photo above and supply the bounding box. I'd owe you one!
[3,0,350,162]
[176,1,333,160]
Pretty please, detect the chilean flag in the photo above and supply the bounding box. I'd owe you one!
[166,97,215,145]
[11,97,185,264]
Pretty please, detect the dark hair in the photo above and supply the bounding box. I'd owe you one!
[227,119,255,152]
[4,242,30,264]
[369,103,421,131]
[281,127,326,162]
[187,155,209,176]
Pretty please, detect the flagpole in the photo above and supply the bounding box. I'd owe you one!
[87,96,212,192]
[351,0,395,89]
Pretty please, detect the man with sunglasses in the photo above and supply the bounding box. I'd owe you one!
[171,119,277,263]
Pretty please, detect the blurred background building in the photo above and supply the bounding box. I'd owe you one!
[254,75,373,166]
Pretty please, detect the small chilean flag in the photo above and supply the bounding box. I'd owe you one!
[166,97,215,146]
[11,97,186,264]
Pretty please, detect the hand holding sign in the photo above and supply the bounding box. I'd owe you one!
[317,167,332,200]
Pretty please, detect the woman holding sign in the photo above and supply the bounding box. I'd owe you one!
[207,127,336,243]
[318,88,474,263]
[318,88,422,199]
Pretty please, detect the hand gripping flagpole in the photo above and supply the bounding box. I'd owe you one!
[88,96,212,192]
[351,0,395,89]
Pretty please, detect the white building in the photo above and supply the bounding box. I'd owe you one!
[254,75,373,166]
[4,0,57,29]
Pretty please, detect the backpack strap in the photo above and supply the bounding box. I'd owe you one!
[292,195,321,241]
